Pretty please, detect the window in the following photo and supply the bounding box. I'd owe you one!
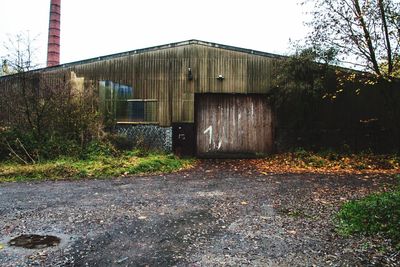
[99,81,158,123]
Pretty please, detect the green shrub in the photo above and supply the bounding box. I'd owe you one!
[292,148,328,167]
[0,75,104,162]
[83,140,119,159]
[0,129,38,162]
[293,148,310,158]
[337,189,400,247]
[318,149,341,161]
[0,128,86,162]
[39,136,82,159]
[106,133,134,151]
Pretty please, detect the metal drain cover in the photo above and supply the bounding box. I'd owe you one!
[8,234,61,249]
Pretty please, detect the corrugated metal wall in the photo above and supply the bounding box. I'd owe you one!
[0,43,276,127]
[196,94,274,156]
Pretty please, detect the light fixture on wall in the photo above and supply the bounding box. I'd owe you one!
[188,67,193,81]
[216,74,224,81]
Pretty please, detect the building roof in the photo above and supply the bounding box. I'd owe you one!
[41,39,282,72]
[0,40,284,78]
[1,39,362,77]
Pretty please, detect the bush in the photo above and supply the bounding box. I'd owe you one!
[39,136,82,159]
[337,187,400,247]
[0,73,104,163]
[0,129,43,163]
[83,140,119,159]
[0,129,85,163]
[106,134,134,151]
[292,148,328,167]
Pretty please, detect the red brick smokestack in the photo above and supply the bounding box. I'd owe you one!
[47,0,61,67]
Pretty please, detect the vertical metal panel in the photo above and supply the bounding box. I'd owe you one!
[196,94,274,157]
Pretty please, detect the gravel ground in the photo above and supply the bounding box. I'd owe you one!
[0,160,399,266]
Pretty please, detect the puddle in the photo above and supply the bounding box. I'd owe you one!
[8,234,61,249]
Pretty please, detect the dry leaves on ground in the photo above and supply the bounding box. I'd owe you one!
[251,152,400,175]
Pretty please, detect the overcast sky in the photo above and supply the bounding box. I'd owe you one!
[0,0,311,67]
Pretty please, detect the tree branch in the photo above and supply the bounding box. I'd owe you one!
[6,141,28,165]
[378,0,393,75]
[353,0,382,76]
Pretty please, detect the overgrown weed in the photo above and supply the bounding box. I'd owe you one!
[336,184,400,249]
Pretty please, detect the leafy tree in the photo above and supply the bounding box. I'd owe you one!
[270,44,338,106]
[298,0,400,152]
[269,45,341,151]
[304,0,400,79]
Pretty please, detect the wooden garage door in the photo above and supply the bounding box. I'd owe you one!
[196,94,273,157]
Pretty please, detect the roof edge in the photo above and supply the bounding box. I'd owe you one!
[56,39,285,70]
[1,39,285,78]
[1,39,367,78]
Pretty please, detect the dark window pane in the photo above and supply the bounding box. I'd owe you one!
[145,101,158,122]
[128,101,145,122]
[99,80,157,123]
[116,101,128,122]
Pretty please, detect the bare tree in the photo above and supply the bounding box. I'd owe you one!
[0,32,103,161]
[305,0,400,79]
[1,31,40,75]
[1,72,103,161]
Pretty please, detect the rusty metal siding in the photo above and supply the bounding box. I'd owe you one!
[196,94,274,156]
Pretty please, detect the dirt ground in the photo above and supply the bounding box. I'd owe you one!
[0,160,399,266]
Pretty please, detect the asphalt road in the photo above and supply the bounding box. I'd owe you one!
[0,160,398,266]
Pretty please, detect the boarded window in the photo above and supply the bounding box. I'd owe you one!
[99,81,158,123]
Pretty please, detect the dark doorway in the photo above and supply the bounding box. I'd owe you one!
[172,123,195,157]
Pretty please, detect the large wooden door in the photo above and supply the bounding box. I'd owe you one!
[196,94,273,157]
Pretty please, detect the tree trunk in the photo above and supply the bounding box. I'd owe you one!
[378,0,393,76]
[353,0,382,76]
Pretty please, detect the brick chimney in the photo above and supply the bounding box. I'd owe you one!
[47,0,61,67]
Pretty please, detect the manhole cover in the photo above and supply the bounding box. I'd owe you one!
[8,234,61,249]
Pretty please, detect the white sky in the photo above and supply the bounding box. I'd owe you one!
[0,0,311,68]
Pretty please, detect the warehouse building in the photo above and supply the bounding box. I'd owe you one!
[1,40,397,156]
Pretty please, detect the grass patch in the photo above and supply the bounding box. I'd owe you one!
[336,181,400,248]
[0,151,194,183]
